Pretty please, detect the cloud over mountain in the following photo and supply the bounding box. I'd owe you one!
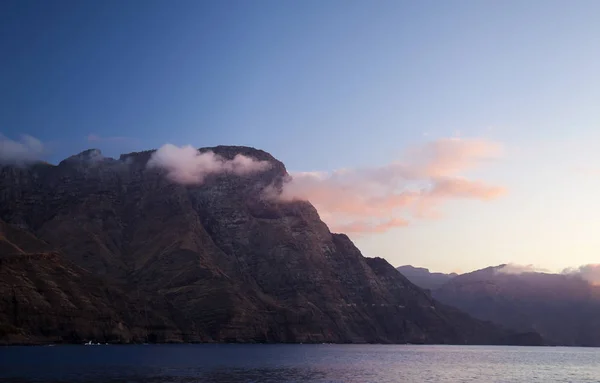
[147,144,272,184]
[497,263,550,274]
[279,138,505,234]
[493,263,600,286]
[0,133,44,164]
[563,264,600,285]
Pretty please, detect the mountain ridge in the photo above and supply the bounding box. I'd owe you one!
[0,146,541,345]
[396,265,458,290]
[400,263,600,346]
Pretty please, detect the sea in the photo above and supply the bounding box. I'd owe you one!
[1,344,599,382]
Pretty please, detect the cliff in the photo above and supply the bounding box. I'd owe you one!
[0,146,541,345]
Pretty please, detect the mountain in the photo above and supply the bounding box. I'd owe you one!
[433,265,600,346]
[0,218,181,344]
[0,146,541,345]
[396,265,457,290]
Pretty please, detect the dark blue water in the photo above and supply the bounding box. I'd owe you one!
[1,344,599,382]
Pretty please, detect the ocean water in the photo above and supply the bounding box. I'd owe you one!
[1,344,599,382]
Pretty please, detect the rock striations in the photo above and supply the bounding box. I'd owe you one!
[0,146,541,345]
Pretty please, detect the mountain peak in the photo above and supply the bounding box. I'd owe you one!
[59,148,106,166]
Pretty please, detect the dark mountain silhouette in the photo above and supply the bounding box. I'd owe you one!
[396,265,457,290]
[428,265,600,346]
[0,146,541,345]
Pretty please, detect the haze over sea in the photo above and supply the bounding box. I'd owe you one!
[1,344,599,383]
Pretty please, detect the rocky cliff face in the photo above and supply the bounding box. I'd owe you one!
[0,219,182,344]
[0,146,541,345]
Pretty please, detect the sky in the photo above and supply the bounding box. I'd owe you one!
[1,0,600,274]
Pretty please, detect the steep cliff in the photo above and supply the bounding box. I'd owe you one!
[0,146,541,345]
[0,219,183,344]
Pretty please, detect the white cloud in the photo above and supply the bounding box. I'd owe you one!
[497,263,550,274]
[0,133,44,164]
[147,144,271,184]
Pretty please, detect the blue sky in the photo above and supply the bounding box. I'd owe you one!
[2,0,600,273]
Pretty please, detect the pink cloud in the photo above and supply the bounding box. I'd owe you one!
[410,138,502,177]
[332,218,410,234]
[430,177,507,200]
[275,137,505,235]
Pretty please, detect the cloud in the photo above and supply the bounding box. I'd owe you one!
[430,177,505,200]
[334,218,410,235]
[274,138,505,234]
[562,264,600,285]
[497,263,550,274]
[491,264,600,286]
[406,137,502,177]
[0,133,44,164]
[147,144,271,184]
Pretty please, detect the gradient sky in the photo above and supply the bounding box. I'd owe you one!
[2,0,599,273]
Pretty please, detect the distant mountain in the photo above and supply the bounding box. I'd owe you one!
[397,265,457,290]
[433,265,600,346]
[0,146,540,345]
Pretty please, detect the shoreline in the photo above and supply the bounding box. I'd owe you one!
[2,342,592,348]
